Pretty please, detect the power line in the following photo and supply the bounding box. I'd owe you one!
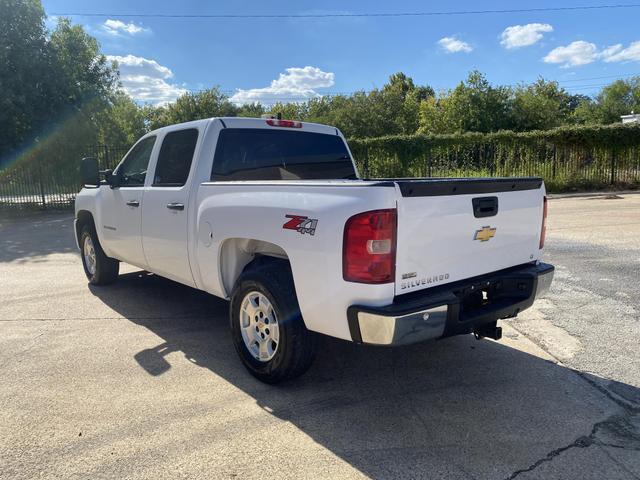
[50,4,640,19]
[563,83,615,91]
[556,73,640,83]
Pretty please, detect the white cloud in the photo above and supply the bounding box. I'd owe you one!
[438,36,473,54]
[102,19,149,36]
[500,23,553,49]
[600,41,640,63]
[107,55,186,105]
[543,41,599,67]
[600,44,624,60]
[544,39,640,67]
[230,66,335,105]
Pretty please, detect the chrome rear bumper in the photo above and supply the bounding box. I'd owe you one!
[348,262,554,346]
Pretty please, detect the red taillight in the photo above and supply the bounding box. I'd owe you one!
[266,119,302,128]
[539,196,548,249]
[343,209,397,284]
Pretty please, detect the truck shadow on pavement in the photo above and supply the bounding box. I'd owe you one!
[90,270,640,479]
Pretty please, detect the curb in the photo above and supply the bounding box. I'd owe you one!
[548,190,640,200]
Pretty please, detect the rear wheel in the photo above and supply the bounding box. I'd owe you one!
[80,226,119,285]
[230,257,316,384]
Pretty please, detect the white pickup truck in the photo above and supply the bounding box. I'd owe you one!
[75,117,554,383]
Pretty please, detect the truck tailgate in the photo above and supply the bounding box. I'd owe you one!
[394,178,545,296]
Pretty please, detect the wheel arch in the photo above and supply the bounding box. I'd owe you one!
[75,210,95,246]
[218,238,290,298]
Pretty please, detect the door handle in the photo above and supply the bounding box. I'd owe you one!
[126,200,140,207]
[166,202,184,211]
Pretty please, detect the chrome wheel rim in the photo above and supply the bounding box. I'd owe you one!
[239,291,279,362]
[83,235,97,276]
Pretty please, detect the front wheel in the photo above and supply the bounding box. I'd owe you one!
[80,226,119,285]
[230,258,316,384]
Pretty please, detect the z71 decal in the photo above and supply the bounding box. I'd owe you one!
[283,215,318,236]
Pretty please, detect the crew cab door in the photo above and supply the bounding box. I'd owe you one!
[141,128,199,287]
[100,136,156,267]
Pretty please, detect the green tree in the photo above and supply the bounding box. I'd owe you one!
[511,79,574,131]
[237,102,266,118]
[419,71,512,134]
[323,92,388,137]
[148,87,238,129]
[49,19,117,110]
[304,96,335,126]
[0,0,49,161]
[0,2,118,165]
[574,78,640,124]
[449,71,513,133]
[97,92,148,145]
[268,102,306,122]
[380,73,434,135]
[418,95,454,134]
[46,18,119,146]
[305,73,434,138]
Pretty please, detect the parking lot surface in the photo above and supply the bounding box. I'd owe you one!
[1,195,639,480]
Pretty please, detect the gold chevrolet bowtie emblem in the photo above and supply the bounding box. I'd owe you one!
[474,226,497,242]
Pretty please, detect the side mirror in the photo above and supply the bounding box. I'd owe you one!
[102,169,115,188]
[106,169,121,188]
[80,157,100,187]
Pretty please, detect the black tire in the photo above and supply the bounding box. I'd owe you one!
[230,257,317,384]
[79,225,119,285]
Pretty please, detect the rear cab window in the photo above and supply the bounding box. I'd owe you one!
[211,128,357,181]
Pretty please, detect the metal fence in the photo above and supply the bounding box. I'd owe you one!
[1,133,639,210]
[348,140,640,192]
[348,124,640,192]
[0,145,129,210]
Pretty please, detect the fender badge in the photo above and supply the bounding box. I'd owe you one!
[283,215,318,236]
[474,226,496,242]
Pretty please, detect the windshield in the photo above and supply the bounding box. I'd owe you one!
[211,128,357,181]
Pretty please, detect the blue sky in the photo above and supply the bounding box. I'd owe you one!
[41,0,640,105]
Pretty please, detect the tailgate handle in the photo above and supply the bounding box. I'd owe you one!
[472,197,498,218]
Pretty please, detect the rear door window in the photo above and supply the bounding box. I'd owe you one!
[153,129,199,187]
[211,129,356,181]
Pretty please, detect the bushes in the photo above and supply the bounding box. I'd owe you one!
[349,123,640,192]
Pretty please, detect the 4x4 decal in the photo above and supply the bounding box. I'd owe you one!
[283,215,318,236]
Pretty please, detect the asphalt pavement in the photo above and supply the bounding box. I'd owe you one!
[0,196,638,480]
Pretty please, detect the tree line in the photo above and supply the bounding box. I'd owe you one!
[140,71,640,140]
[2,0,640,168]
